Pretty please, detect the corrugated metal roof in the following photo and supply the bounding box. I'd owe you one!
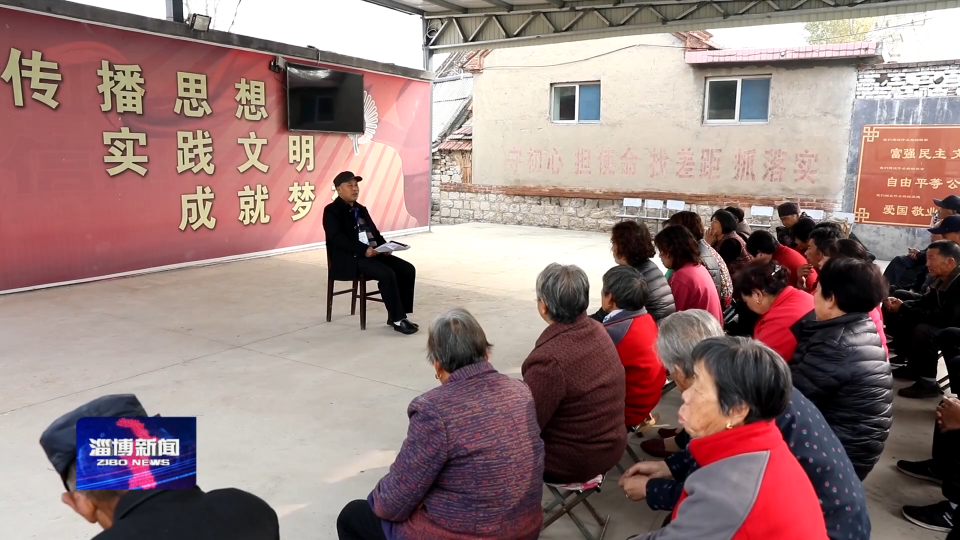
[358,0,960,54]
[432,76,473,143]
[686,41,881,64]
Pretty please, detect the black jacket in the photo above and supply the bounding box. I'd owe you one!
[635,259,676,322]
[94,488,279,540]
[323,197,385,281]
[790,312,893,471]
[697,240,726,301]
[901,266,960,328]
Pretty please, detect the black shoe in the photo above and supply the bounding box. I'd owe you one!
[902,500,955,532]
[389,319,418,335]
[388,319,418,329]
[899,379,943,399]
[896,459,943,484]
[892,366,919,381]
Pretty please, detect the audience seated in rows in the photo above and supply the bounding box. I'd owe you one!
[746,229,816,290]
[599,265,666,428]
[733,261,813,362]
[523,263,626,484]
[622,311,870,540]
[654,225,724,325]
[885,240,960,399]
[708,209,753,276]
[338,308,544,540]
[791,257,892,480]
[820,239,889,357]
[665,211,733,307]
[591,221,675,323]
[623,335,830,539]
[884,195,960,292]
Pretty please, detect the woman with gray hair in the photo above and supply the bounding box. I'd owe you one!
[639,310,723,457]
[623,337,829,539]
[338,308,545,540]
[522,263,627,484]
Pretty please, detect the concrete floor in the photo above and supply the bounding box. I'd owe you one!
[0,222,950,540]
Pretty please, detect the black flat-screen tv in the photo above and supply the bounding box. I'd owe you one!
[286,64,364,134]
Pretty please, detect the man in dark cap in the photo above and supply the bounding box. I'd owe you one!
[40,394,279,539]
[323,171,418,334]
[885,195,960,293]
[775,202,804,249]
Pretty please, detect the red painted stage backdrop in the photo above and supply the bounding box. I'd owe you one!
[0,7,431,292]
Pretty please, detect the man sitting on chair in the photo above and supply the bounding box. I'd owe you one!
[323,171,418,335]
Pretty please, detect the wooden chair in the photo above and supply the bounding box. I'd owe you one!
[326,254,383,330]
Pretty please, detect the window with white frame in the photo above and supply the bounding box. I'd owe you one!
[551,82,601,123]
[704,76,771,124]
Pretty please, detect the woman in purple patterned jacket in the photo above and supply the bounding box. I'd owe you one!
[336,308,545,540]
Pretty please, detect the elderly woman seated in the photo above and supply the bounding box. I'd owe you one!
[654,225,724,325]
[591,221,676,322]
[337,308,545,540]
[733,260,814,362]
[523,263,626,484]
[624,312,870,540]
[791,257,892,480]
[598,265,666,428]
[623,336,829,539]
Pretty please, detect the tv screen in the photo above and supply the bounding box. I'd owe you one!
[286,64,364,134]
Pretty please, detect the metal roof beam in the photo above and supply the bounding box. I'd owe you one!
[483,0,514,10]
[424,0,467,13]
[397,0,960,52]
[359,0,424,15]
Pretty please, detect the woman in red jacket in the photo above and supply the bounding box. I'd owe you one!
[733,260,814,362]
[599,265,666,428]
[654,225,723,325]
[621,337,828,539]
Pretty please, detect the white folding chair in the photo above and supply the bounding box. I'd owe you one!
[803,209,825,221]
[642,199,666,232]
[748,205,774,229]
[616,198,643,221]
[665,199,685,221]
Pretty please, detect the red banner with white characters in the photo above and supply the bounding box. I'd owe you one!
[0,7,430,292]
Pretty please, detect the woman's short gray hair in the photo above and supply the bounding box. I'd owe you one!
[655,310,723,376]
[536,263,590,324]
[691,336,792,423]
[427,308,492,373]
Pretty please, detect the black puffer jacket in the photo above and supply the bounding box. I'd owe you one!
[634,259,676,322]
[697,241,726,302]
[790,312,893,472]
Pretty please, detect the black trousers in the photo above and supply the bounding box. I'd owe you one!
[908,323,946,379]
[932,419,960,504]
[885,309,943,378]
[939,331,960,388]
[884,255,924,291]
[357,255,416,323]
[337,500,387,540]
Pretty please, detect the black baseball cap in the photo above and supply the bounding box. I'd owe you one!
[333,171,362,187]
[929,215,960,235]
[933,195,960,212]
[40,394,148,489]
